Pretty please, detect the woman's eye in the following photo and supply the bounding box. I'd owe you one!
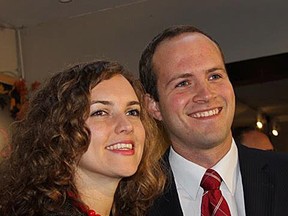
[176,80,189,88]
[90,110,108,117]
[127,109,140,117]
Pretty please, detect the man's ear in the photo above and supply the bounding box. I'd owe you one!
[144,94,163,121]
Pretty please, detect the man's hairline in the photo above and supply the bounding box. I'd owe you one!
[149,31,225,99]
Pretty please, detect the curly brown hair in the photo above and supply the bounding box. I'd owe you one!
[0,60,166,215]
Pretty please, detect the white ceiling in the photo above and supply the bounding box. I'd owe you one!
[1,0,288,31]
[0,0,288,150]
[0,0,147,28]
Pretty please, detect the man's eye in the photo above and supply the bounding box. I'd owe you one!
[176,80,190,87]
[127,109,140,117]
[91,110,107,116]
[209,74,222,80]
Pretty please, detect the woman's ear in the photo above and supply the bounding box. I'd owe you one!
[144,94,163,121]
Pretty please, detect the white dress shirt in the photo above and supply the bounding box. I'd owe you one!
[169,139,246,216]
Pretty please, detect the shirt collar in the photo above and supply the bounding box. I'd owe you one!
[213,139,239,194]
[169,139,239,200]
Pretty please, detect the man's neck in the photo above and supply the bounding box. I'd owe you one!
[171,137,232,168]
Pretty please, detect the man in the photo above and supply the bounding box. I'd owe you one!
[139,25,288,216]
[233,126,274,151]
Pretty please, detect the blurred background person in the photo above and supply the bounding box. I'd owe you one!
[233,126,274,151]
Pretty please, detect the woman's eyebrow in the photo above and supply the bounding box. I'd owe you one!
[90,100,112,105]
[90,100,140,106]
[128,101,140,106]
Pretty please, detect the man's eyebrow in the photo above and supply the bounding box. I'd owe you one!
[207,67,226,73]
[166,73,193,88]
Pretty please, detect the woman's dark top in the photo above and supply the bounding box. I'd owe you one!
[43,198,86,216]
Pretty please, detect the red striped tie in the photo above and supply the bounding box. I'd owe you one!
[201,169,231,216]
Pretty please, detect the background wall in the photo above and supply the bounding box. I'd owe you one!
[0,28,18,74]
[19,1,288,82]
[0,28,17,157]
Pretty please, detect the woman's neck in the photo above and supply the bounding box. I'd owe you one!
[79,188,114,216]
[75,169,121,216]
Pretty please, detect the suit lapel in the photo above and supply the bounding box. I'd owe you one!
[148,149,184,216]
[238,144,275,216]
[150,145,277,216]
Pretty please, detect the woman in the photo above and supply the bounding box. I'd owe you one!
[0,60,166,215]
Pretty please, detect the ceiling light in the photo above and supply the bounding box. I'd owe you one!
[256,112,265,129]
[256,121,263,129]
[271,120,279,136]
[272,129,278,136]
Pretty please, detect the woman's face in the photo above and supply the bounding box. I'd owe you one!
[78,74,145,180]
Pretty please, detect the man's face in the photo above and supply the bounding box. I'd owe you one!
[149,33,235,153]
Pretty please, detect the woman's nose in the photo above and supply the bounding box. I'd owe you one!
[114,115,133,134]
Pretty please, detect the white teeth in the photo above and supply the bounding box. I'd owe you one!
[191,108,219,118]
[106,143,133,150]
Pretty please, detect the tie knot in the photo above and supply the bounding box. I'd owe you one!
[200,169,222,191]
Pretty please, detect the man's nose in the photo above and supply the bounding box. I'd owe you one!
[192,81,215,103]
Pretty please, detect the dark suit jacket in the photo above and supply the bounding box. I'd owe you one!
[147,144,288,216]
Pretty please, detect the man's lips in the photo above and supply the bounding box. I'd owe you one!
[189,107,222,118]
